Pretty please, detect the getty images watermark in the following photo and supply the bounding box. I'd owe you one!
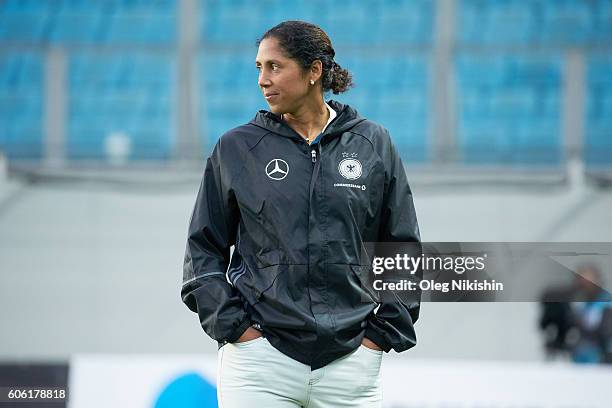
[371,252,503,293]
[359,242,612,302]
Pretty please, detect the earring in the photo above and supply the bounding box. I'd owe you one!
[310,80,314,85]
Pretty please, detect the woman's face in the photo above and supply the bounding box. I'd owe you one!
[256,37,313,115]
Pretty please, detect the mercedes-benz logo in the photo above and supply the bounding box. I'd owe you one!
[265,159,289,180]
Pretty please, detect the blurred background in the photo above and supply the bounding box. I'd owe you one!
[1,0,611,407]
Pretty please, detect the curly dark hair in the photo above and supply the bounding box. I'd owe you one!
[257,20,354,95]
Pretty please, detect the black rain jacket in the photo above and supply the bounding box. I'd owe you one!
[182,100,421,369]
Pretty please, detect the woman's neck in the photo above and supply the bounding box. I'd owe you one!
[282,98,329,143]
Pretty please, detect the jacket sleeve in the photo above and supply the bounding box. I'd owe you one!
[181,141,251,345]
[365,131,422,353]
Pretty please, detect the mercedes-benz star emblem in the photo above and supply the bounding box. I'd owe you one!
[265,159,289,180]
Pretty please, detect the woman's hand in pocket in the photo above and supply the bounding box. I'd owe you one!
[235,326,262,343]
[361,337,382,351]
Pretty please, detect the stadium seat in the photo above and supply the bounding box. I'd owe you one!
[67,52,175,160]
[198,51,265,152]
[458,0,607,46]
[585,56,612,167]
[0,0,176,44]
[0,53,44,159]
[455,53,562,165]
[339,53,428,163]
[201,0,432,45]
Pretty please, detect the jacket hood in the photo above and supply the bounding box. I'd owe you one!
[250,100,366,141]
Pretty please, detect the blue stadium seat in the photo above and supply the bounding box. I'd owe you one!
[459,0,535,45]
[201,0,432,46]
[0,11,49,43]
[47,10,102,43]
[375,0,433,44]
[5,0,609,167]
[68,52,175,160]
[0,0,176,44]
[455,53,562,165]
[595,0,612,43]
[339,53,429,163]
[0,53,44,159]
[198,51,265,152]
[203,3,259,44]
[103,12,175,44]
[203,0,329,45]
[458,0,608,46]
[539,0,594,45]
[585,56,612,167]
[1,0,58,15]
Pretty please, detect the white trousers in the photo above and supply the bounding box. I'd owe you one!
[217,336,383,407]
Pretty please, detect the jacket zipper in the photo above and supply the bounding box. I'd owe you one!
[309,143,321,197]
[306,142,321,334]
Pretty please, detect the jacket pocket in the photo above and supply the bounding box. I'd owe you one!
[235,192,281,267]
[233,263,285,307]
[237,192,265,218]
[350,264,380,304]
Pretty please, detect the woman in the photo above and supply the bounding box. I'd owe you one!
[182,20,421,407]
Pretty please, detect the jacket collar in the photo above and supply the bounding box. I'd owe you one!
[250,100,366,142]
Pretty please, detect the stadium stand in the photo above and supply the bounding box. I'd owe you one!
[199,0,431,161]
[340,53,429,163]
[0,52,43,159]
[68,52,175,160]
[455,53,562,165]
[0,0,610,168]
[585,55,612,168]
[0,0,176,44]
[201,0,433,46]
[459,0,612,46]
[0,0,177,161]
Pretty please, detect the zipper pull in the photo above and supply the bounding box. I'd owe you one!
[311,149,317,163]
